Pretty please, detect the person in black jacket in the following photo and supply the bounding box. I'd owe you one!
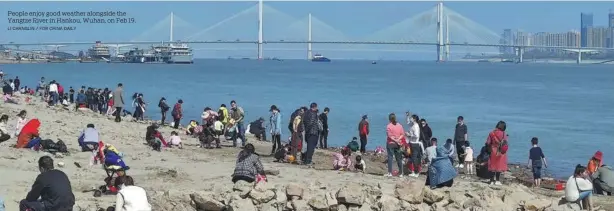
[318,107,329,149]
[158,97,170,125]
[20,156,75,211]
[302,103,320,166]
[419,119,433,147]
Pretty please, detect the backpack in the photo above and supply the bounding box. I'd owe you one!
[498,139,509,154]
[492,131,508,154]
[347,141,359,152]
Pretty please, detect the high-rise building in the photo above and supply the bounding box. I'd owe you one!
[587,26,611,48]
[609,10,614,28]
[581,13,594,47]
[500,29,514,55]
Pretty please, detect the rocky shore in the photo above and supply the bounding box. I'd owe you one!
[0,97,611,211]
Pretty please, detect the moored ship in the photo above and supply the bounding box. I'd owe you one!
[123,42,193,64]
[311,54,331,62]
[87,41,110,60]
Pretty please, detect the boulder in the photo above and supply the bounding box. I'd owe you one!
[377,195,401,211]
[422,187,445,204]
[249,188,276,204]
[229,198,257,211]
[233,180,253,198]
[394,180,425,204]
[291,198,311,211]
[190,193,224,211]
[286,183,305,199]
[336,184,366,206]
[308,194,329,210]
[522,199,553,211]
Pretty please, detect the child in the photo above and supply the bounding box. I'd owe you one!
[462,142,474,175]
[169,131,183,149]
[347,137,360,153]
[408,134,425,177]
[333,147,352,171]
[274,143,290,162]
[528,137,547,187]
[354,155,367,173]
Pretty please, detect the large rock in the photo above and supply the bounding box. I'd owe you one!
[377,195,401,211]
[286,183,305,199]
[190,193,224,211]
[291,198,311,211]
[394,179,425,204]
[522,199,553,211]
[233,180,253,198]
[308,194,329,210]
[229,198,257,211]
[336,184,366,206]
[249,188,276,204]
[422,187,445,204]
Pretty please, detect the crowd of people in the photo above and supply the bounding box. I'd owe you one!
[1,73,613,211]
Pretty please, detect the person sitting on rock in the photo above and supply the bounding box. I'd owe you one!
[78,123,99,151]
[15,119,41,149]
[426,145,457,189]
[274,143,290,162]
[0,115,12,143]
[587,151,603,176]
[232,143,265,183]
[185,120,198,136]
[145,124,168,151]
[333,147,353,171]
[111,175,151,211]
[168,131,183,149]
[565,165,593,210]
[590,164,614,196]
[354,155,366,173]
[20,156,75,211]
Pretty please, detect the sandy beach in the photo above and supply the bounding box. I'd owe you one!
[0,96,611,211]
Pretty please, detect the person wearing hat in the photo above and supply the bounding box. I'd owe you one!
[588,151,603,175]
[78,123,99,152]
[358,115,370,154]
[269,105,282,154]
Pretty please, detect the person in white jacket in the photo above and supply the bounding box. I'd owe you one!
[48,80,58,105]
[565,165,593,210]
[114,175,151,211]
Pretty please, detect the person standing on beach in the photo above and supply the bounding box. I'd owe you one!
[230,100,246,147]
[68,87,74,103]
[358,115,369,153]
[36,77,45,96]
[486,121,508,186]
[112,83,125,122]
[158,97,170,125]
[269,105,282,154]
[14,76,20,91]
[318,107,329,149]
[302,103,320,166]
[171,99,183,129]
[48,80,58,105]
[453,116,468,168]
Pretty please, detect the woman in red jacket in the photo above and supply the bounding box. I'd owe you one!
[486,121,508,185]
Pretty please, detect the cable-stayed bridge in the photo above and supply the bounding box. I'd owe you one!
[2,1,611,61]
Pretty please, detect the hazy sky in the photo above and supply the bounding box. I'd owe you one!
[1,1,611,59]
[1,1,612,43]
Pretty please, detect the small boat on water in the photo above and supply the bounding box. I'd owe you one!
[311,54,331,62]
[372,61,377,64]
[47,58,67,63]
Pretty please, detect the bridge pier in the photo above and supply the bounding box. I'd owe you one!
[516,47,524,63]
[257,0,264,60]
[577,50,582,64]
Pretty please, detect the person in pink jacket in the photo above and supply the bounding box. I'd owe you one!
[333,147,352,170]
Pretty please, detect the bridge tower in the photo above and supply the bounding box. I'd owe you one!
[257,0,264,60]
[445,15,450,61]
[307,13,313,60]
[436,1,444,62]
[170,12,174,42]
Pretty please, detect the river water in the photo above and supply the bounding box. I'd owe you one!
[3,59,613,177]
